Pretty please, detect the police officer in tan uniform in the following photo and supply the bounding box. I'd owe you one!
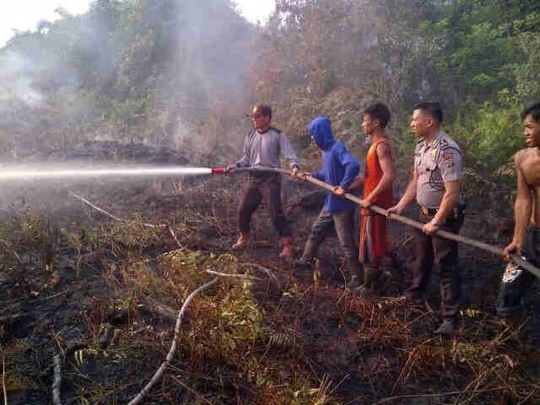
[388,102,465,335]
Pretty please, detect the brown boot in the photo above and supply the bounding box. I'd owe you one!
[279,236,295,259]
[232,233,249,250]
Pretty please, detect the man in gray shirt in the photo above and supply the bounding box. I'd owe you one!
[228,104,300,258]
[388,102,465,335]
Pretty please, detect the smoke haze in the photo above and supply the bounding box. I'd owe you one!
[0,0,258,162]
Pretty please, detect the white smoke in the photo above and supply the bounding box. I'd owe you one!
[0,51,43,106]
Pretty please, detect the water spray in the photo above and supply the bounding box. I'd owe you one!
[0,166,216,181]
[0,165,265,181]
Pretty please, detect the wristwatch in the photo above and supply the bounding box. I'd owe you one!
[430,218,441,227]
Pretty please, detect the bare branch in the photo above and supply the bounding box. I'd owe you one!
[69,191,185,248]
[127,277,219,405]
[206,269,261,280]
[52,354,62,405]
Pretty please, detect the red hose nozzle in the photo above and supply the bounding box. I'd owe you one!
[211,167,228,174]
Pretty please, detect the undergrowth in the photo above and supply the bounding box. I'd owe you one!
[0,199,538,404]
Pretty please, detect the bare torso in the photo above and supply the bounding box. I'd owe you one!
[517,148,540,227]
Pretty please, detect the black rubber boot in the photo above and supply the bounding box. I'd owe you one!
[345,275,363,292]
[344,258,363,291]
[350,267,389,297]
[299,240,319,264]
[293,240,319,278]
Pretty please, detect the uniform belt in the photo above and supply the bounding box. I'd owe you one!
[420,206,438,216]
[420,204,467,219]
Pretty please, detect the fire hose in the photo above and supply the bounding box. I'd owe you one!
[211,165,540,279]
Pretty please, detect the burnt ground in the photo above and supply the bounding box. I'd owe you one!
[0,144,539,404]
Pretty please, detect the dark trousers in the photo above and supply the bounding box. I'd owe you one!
[304,208,358,260]
[238,172,291,237]
[405,210,464,318]
[496,227,540,318]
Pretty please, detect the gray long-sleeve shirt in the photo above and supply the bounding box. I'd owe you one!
[236,126,300,169]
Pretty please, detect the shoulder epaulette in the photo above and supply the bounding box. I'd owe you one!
[439,137,462,154]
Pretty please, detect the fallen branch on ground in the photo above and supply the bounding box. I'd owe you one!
[52,353,62,405]
[242,262,281,286]
[206,269,261,280]
[127,277,219,405]
[69,191,184,248]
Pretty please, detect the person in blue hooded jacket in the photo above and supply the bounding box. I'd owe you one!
[294,117,362,283]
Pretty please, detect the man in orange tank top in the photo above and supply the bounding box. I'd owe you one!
[348,102,396,296]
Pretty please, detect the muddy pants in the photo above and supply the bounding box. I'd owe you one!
[303,208,358,261]
[496,227,540,318]
[238,172,291,237]
[404,209,464,318]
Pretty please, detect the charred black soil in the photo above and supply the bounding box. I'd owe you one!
[0,145,539,405]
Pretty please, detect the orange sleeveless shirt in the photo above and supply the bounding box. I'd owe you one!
[363,137,393,212]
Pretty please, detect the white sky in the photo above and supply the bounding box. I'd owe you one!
[0,0,276,47]
[234,0,275,25]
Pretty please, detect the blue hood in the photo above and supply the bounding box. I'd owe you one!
[308,117,336,151]
[307,116,360,213]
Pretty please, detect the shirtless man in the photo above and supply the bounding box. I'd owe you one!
[496,101,540,319]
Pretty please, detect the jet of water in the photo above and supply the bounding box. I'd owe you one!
[0,166,214,181]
